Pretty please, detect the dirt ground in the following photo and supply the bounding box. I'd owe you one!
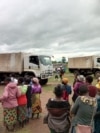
[0,84,54,133]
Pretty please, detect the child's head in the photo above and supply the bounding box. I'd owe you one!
[97,77,100,83]
[5,77,11,85]
[62,78,68,85]
[79,84,88,96]
[24,77,31,85]
[96,77,100,95]
[18,77,24,85]
[86,75,93,84]
[54,84,63,98]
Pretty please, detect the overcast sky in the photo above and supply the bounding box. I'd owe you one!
[0,0,100,60]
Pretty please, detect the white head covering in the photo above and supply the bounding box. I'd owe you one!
[98,77,100,81]
[77,75,85,82]
[32,77,39,84]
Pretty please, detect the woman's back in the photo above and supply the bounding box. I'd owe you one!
[71,96,96,126]
[17,85,27,105]
[46,98,70,116]
[46,98,71,132]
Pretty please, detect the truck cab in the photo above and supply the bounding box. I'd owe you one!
[94,56,100,68]
[93,56,100,78]
[24,55,53,85]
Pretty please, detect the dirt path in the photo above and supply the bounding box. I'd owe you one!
[0,85,54,133]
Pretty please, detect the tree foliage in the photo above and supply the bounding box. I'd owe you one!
[62,56,66,63]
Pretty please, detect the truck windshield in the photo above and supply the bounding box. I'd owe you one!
[39,56,52,66]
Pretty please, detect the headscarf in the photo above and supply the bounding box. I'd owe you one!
[32,77,39,84]
[96,77,100,91]
[77,75,85,82]
[62,78,68,84]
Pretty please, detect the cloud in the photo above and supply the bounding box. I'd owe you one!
[0,0,100,60]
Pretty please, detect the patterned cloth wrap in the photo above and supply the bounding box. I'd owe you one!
[17,105,27,122]
[32,93,42,114]
[3,107,17,126]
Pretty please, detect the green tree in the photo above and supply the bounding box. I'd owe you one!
[62,56,66,63]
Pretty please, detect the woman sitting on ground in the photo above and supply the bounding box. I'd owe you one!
[46,84,71,133]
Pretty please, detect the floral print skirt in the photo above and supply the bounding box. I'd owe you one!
[17,105,27,122]
[3,107,17,126]
[32,93,42,114]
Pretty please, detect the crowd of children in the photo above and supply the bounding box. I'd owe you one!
[0,76,42,132]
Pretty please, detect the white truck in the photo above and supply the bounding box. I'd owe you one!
[68,55,100,78]
[0,52,53,85]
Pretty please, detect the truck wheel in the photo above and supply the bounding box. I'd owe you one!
[94,71,100,79]
[39,79,48,85]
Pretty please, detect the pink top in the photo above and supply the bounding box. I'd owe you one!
[0,82,21,108]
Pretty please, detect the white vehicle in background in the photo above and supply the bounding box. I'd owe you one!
[68,55,100,78]
[0,52,53,85]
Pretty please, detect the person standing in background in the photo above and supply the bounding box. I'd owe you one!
[10,73,18,85]
[73,72,79,87]
[61,78,72,101]
[59,66,65,80]
[86,75,97,98]
[72,75,85,102]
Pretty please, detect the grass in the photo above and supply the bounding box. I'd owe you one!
[42,72,74,92]
[43,72,97,91]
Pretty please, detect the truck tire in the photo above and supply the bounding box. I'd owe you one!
[39,79,48,85]
[94,71,100,79]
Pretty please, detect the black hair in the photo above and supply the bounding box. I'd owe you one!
[86,75,93,84]
[62,81,66,85]
[79,84,88,95]
[24,77,31,84]
[11,73,15,77]
[54,84,63,98]
[18,77,24,84]
[5,77,11,83]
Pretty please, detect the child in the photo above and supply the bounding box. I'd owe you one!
[61,78,72,101]
[45,84,71,133]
